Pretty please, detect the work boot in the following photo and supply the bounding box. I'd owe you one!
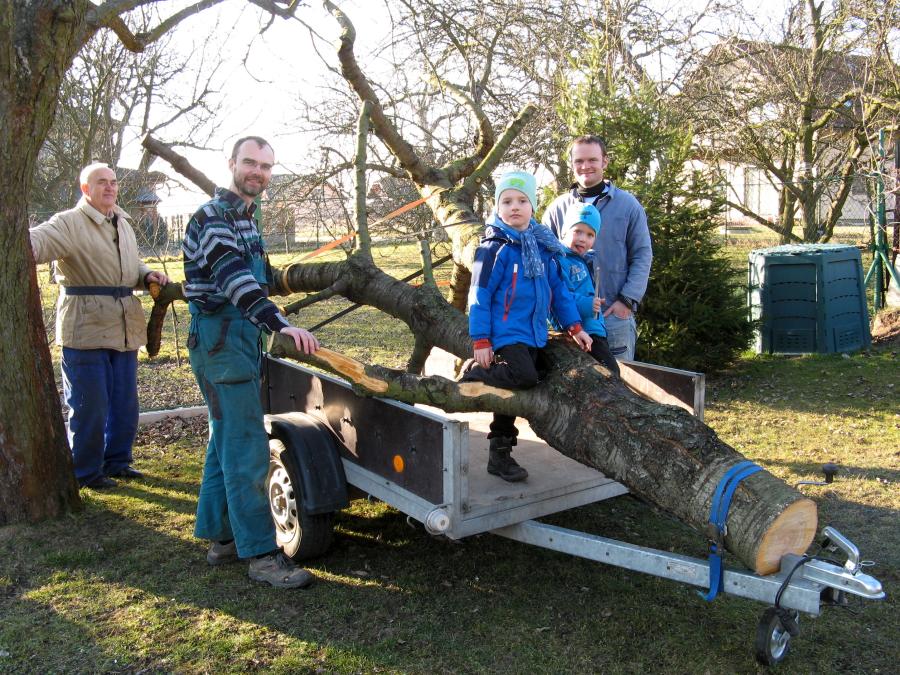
[82,476,117,490]
[207,540,238,566]
[248,551,315,589]
[487,436,528,482]
[108,466,144,480]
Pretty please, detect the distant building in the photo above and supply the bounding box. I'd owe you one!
[264,174,348,249]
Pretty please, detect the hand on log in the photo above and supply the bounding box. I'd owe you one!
[267,332,533,417]
[146,281,186,357]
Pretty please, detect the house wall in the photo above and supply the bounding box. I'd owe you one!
[691,159,874,229]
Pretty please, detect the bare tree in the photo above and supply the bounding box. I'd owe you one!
[685,0,900,242]
[0,0,299,525]
[30,7,227,224]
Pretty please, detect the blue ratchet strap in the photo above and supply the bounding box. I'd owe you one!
[702,460,763,601]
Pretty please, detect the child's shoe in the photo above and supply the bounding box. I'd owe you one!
[487,436,528,482]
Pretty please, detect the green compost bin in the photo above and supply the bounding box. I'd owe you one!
[748,244,871,354]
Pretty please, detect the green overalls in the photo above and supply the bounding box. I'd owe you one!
[188,250,274,559]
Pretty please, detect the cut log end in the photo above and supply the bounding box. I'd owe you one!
[753,498,818,575]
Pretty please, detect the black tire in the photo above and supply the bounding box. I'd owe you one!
[268,438,334,561]
[755,607,793,666]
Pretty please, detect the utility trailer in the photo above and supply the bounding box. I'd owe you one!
[261,354,884,666]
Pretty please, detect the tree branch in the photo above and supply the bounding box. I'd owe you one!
[268,338,530,417]
[405,334,434,375]
[724,199,803,242]
[141,134,216,196]
[427,76,494,183]
[460,103,537,200]
[323,0,443,186]
[280,279,350,316]
[99,1,228,52]
[354,99,373,256]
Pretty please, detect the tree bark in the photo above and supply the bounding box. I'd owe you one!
[141,134,216,197]
[269,335,815,575]
[0,2,90,524]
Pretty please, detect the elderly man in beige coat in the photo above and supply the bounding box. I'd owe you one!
[30,163,168,489]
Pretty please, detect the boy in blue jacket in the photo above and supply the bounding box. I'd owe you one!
[554,204,621,377]
[462,170,592,482]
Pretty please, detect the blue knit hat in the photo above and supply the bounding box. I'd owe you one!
[562,203,601,235]
[494,170,537,212]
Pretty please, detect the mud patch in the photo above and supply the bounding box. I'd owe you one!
[871,308,900,346]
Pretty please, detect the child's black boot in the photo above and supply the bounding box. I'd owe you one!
[487,436,528,482]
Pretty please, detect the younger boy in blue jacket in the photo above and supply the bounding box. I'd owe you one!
[554,203,621,377]
[462,170,592,482]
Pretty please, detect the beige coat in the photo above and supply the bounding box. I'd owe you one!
[30,197,152,351]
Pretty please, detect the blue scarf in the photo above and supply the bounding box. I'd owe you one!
[491,214,567,278]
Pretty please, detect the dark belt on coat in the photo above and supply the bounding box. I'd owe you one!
[62,285,134,299]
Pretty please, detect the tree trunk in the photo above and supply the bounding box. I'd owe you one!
[269,331,816,576]
[0,200,80,524]
[0,2,87,524]
[777,187,797,244]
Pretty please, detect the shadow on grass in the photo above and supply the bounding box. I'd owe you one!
[1,483,896,673]
[114,479,199,515]
[775,459,900,484]
[0,595,114,673]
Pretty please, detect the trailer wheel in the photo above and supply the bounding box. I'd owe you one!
[755,607,796,666]
[268,438,334,561]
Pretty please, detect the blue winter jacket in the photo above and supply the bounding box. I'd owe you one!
[542,182,652,308]
[468,220,582,350]
[553,250,607,337]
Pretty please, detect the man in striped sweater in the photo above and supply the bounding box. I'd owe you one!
[183,136,320,589]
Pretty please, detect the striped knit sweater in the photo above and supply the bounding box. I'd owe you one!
[182,188,290,333]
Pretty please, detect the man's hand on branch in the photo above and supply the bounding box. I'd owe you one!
[281,326,320,354]
[145,271,169,286]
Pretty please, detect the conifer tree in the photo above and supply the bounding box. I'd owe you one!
[556,66,753,372]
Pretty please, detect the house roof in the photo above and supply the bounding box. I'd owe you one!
[135,189,161,204]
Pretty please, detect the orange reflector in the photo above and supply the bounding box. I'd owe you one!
[392,455,405,473]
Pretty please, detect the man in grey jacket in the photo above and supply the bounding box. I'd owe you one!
[30,163,168,489]
[542,135,652,361]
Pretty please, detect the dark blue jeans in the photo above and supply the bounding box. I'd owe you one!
[61,347,139,486]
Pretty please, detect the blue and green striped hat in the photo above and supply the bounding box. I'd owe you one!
[494,170,537,212]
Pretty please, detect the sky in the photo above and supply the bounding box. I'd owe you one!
[120,0,794,216]
[122,0,386,215]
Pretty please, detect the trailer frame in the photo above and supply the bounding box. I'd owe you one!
[261,354,884,665]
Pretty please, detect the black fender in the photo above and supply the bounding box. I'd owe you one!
[264,412,349,515]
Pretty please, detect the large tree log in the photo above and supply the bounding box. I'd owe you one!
[144,247,816,575]
[269,336,816,576]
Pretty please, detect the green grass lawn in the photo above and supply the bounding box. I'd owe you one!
[3,239,897,673]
